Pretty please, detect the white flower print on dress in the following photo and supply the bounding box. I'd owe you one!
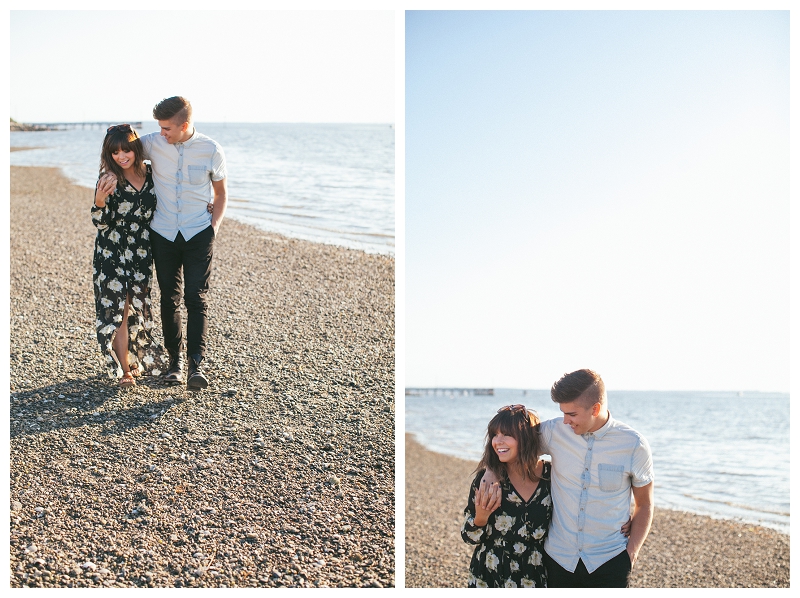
[528,550,543,566]
[521,578,535,588]
[137,248,147,258]
[134,271,145,281]
[142,229,149,240]
[130,222,139,231]
[117,200,134,214]
[509,560,520,572]
[541,494,551,507]
[108,279,123,292]
[532,526,546,540]
[123,249,134,261]
[485,552,499,571]
[475,579,488,588]
[108,230,121,243]
[517,523,529,538]
[504,578,517,588]
[513,542,526,555]
[100,298,113,307]
[507,492,523,505]
[494,514,515,534]
[102,248,112,259]
[466,529,484,542]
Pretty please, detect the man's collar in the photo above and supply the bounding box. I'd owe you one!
[178,127,197,146]
[592,411,614,438]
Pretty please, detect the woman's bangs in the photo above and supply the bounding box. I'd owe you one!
[488,412,518,440]
[107,132,139,155]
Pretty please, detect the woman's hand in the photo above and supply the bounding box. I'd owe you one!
[473,480,502,527]
[207,202,214,214]
[94,173,117,207]
[620,515,632,537]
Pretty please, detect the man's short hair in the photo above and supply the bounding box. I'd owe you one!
[153,96,192,124]
[551,369,606,409]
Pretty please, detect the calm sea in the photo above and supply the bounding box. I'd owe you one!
[406,389,790,534]
[10,122,394,255]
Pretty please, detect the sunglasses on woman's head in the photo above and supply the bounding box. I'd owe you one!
[497,404,527,415]
[106,124,132,134]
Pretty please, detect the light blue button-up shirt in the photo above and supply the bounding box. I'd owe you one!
[141,129,226,242]
[541,412,654,573]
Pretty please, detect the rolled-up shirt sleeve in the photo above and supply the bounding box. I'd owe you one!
[211,146,227,181]
[631,436,655,487]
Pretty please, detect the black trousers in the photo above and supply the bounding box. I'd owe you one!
[544,549,631,588]
[150,226,214,358]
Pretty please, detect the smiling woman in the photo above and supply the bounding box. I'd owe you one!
[91,125,168,386]
[460,406,552,588]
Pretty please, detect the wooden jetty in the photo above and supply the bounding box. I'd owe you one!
[11,120,143,132]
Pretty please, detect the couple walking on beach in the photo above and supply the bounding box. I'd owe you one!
[91,96,227,390]
[462,369,654,588]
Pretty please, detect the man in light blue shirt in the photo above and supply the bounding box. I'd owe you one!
[483,369,654,587]
[140,96,228,390]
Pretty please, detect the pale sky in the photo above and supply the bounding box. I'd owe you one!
[406,10,790,392]
[10,10,394,124]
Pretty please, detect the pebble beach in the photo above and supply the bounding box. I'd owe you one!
[405,434,789,588]
[9,163,395,588]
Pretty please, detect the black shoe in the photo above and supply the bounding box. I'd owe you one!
[163,352,185,384]
[186,354,209,391]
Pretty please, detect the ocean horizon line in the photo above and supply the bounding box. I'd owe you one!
[405,386,789,395]
[13,119,395,127]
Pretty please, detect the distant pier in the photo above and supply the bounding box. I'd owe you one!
[11,120,143,132]
[405,388,494,396]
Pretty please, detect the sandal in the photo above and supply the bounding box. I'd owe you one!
[119,371,136,388]
[130,365,142,378]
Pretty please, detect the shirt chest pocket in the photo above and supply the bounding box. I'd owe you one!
[188,165,207,185]
[597,463,625,492]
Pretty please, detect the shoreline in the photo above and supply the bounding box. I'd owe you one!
[10,165,395,588]
[9,145,395,257]
[405,434,789,588]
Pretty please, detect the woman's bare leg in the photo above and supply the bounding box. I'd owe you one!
[112,293,132,375]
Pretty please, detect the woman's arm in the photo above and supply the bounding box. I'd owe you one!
[94,173,116,208]
[91,175,117,229]
[461,476,502,545]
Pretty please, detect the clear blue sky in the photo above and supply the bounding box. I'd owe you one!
[406,10,789,392]
[10,10,394,123]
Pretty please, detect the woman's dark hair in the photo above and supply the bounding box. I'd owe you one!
[99,126,146,185]
[475,405,543,484]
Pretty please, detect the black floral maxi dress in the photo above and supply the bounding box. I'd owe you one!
[461,462,553,588]
[91,164,168,378]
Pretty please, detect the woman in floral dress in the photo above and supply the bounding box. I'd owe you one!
[462,405,552,588]
[91,124,168,386]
